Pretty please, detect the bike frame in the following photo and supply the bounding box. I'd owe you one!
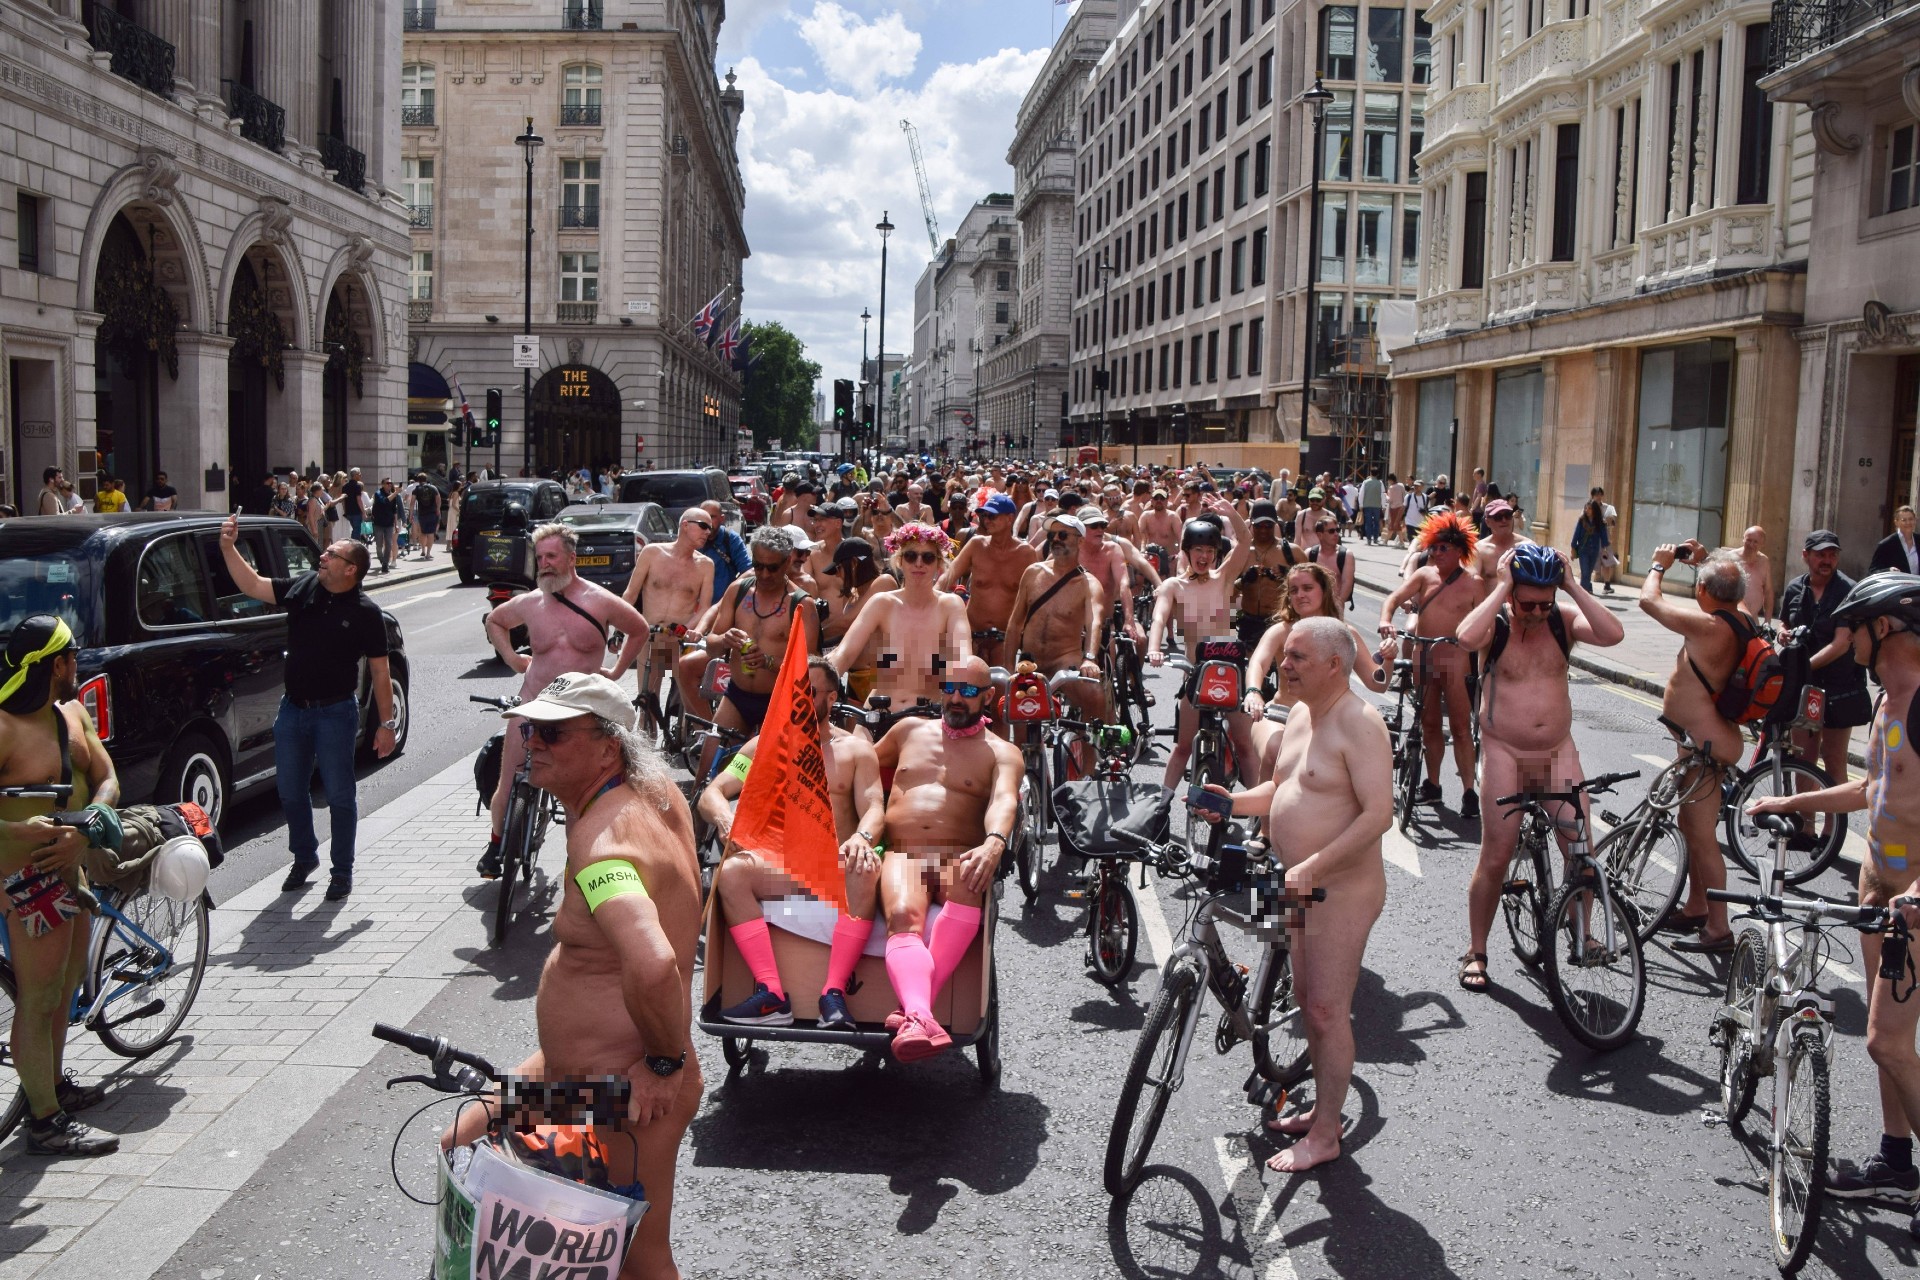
[1157,889,1288,1093]
[0,886,177,1029]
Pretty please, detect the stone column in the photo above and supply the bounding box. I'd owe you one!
[274,350,331,476]
[339,0,376,161]
[160,333,235,511]
[258,4,321,165]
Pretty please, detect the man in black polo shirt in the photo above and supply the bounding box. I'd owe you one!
[1780,529,1873,787]
[218,513,397,900]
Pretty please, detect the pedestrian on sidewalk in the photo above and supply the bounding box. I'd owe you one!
[1781,530,1872,786]
[216,514,399,900]
[1571,496,1610,592]
[371,479,399,573]
[1360,473,1384,545]
[1590,486,1620,594]
[1871,505,1919,576]
[1732,525,1775,621]
[413,473,441,560]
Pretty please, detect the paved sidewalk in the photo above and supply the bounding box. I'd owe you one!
[362,545,456,594]
[0,753,497,1279]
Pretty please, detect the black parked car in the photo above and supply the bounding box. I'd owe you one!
[451,479,571,584]
[616,469,742,533]
[555,502,673,591]
[0,514,411,829]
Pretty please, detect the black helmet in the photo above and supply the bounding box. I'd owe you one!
[1832,573,1920,631]
[1181,518,1224,553]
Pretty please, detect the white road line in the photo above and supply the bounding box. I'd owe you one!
[1633,753,1673,770]
[383,586,456,606]
[1213,1134,1301,1280]
[1381,828,1423,877]
[1135,861,1175,968]
[411,606,486,634]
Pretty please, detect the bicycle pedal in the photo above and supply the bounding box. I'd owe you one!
[1701,1109,1728,1128]
[1243,1070,1287,1110]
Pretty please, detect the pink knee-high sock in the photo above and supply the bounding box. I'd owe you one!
[885,932,935,1019]
[823,914,878,995]
[728,920,784,1000]
[925,903,982,997]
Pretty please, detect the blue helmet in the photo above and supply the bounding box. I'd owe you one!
[1509,543,1563,588]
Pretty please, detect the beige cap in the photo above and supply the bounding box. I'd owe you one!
[503,672,637,731]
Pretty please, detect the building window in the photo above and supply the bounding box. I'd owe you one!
[1159,342,1171,390]
[1414,11,1433,84]
[1415,376,1454,480]
[562,64,604,126]
[1409,97,1425,180]
[15,192,41,273]
[1355,196,1391,285]
[1321,191,1349,284]
[1202,31,1214,79]
[1248,317,1264,375]
[409,249,434,300]
[403,156,434,226]
[1325,91,1354,181]
[996,270,1012,290]
[1321,7,1357,80]
[1401,196,1421,286]
[561,158,601,228]
[1551,123,1579,261]
[1230,236,1247,292]
[1206,329,1220,382]
[1200,104,1212,151]
[1251,226,1268,285]
[1368,7,1405,81]
[1363,92,1401,182]
[1227,322,1244,378]
[1212,165,1225,220]
[560,251,600,302]
[1462,171,1488,288]
[998,235,1012,251]
[1254,137,1272,195]
[995,301,1010,324]
[1258,51,1274,107]
[1236,69,1253,123]
[1196,178,1209,229]
[401,63,435,126]
[1193,262,1206,308]
[1892,123,1920,213]
[1735,25,1773,205]
[1629,340,1734,571]
[1612,100,1641,246]
[1209,247,1223,301]
[1234,150,1250,207]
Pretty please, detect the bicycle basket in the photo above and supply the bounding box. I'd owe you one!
[1050,779,1170,858]
[435,1138,645,1280]
[1004,673,1056,723]
[1196,660,1243,708]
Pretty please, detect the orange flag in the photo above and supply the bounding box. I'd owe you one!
[727,627,845,913]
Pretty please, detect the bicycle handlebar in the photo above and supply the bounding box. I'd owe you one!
[1048,669,1099,691]
[1492,769,1641,810]
[372,1021,499,1093]
[469,694,521,711]
[0,784,75,803]
[1702,889,1890,932]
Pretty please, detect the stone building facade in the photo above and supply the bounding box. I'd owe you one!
[1064,0,1427,455]
[980,0,1114,457]
[402,0,746,477]
[1,0,410,513]
[906,195,1013,455]
[1390,0,1815,577]
[1762,0,1920,573]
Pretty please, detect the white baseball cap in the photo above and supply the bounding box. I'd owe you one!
[503,673,637,731]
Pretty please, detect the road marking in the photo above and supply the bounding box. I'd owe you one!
[1213,1134,1301,1280]
[412,607,486,634]
[1633,753,1673,770]
[1135,862,1175,968]
[384,587,456,607]
[1603,683,1667,711]
[1381,828,1423,877]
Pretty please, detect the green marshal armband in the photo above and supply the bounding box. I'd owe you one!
[724,752,752,783]
[575,859,649,912]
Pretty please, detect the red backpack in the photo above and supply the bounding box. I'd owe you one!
[1692,610,1785,724]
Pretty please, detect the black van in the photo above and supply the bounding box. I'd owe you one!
[0,514,411,828]
[450,479,570,583]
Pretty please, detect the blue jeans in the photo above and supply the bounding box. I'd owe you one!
[1362,507,1382,542]
[275,695,361,878]
[1577,545,1600,592]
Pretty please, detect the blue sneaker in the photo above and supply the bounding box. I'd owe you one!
[1830,1153,1920,1204]
[719,983,792,1027]
[817,989,854,1031]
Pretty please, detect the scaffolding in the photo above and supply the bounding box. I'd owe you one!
[1322,334,1392,478]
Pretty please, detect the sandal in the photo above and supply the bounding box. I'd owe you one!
[1457,952,1490,992]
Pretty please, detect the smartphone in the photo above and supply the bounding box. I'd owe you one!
[1186,783,1234,817]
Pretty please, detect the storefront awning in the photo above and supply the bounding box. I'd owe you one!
[408,361,451,401]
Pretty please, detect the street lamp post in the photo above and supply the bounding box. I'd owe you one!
[1028,371,1036,460]
[859,306,871,463]
[875,212,894,449]
[515,116,543,475]
[1097,248,1112,459]
[1299,78,1335,449]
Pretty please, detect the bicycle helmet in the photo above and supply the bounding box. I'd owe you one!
[1181,518,1225,553]
[1509,543,1564,588]
[1831,573,1920,630]
[149,834,211,903]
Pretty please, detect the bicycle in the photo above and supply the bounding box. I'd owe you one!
[1704,815,1905,1275]
[1378,634,1463,834]
[1593,715,1725,944]
[1102,602,1153,761]
[1001,666,1101,901]
[0,784,211,1142]
[1103,813,1324,1195]
[1492,776,1647,1050]
[469,695,561,948]
[1163,645,1247,855]
[1495,770,1641,968]
[631,622,691,754]
[1721,672,1848,886]
[1050,741,1158,988]
[369,1022,642,1280]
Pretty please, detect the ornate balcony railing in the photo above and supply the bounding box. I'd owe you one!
[562,2,604,30]
[408,204,434,229]
[1766,0,1915,71]
[223,80,285,153]
[403,3,436,31]
[319,134,366,193]
[560,104,603,127]
[84,1,175,99]
[557,302,599,324]
[408,298,434,323]
[560,204,600,229]
[401,104,435,127]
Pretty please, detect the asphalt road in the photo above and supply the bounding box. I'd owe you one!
[157,573,1907,1279]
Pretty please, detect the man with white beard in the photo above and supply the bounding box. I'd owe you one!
[478,522,652,879]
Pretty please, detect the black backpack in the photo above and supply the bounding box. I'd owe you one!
[1487,606,1570,671]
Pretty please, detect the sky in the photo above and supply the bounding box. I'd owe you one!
[715,1,1078,396]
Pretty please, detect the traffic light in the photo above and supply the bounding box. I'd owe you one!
[448,420,467,447]
[483,388,503,447]
[833,379,854,428]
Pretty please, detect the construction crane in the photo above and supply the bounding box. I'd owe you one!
[900,119,941,257]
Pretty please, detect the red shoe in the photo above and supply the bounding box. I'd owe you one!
[890,1013,952,1063]
[885,1009,908,1032]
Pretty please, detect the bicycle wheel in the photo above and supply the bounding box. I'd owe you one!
[1087,864,1138,988]
[492,792,530,947]
[1182,736,1226,854]
[1104,960,1201,1196]
[1014,774,1039,903]
[1724,759,1846,885]
[91,891,210,1058]
[1249,945,1311,1090]
[1599,819,1687,945]
[0,962,23,1142]
[1502,827,1551,968]
[1714,930,1767,1130]
[1542,874,1645,1051]
[1394,731,1423,835]
[1769,1031,1830,1276]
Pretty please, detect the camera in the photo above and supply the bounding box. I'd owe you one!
[1673,546,1693,563]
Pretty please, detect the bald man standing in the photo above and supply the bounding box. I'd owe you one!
[1734,526,1775,623]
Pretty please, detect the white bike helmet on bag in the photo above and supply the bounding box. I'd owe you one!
[149,834,211,902]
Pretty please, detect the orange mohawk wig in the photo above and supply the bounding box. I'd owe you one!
[1415,508,1479,557]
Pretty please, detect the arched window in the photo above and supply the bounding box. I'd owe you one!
[401,63,435,126]
[562,64,603,126]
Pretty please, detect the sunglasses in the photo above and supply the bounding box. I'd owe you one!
[941,681,986,697]
[686,519,713,531]
[1490,513,1514,522]
[1513,598,1556,613]
[521,722,601,745]
[750,558,786,571]
[898,549,940,565]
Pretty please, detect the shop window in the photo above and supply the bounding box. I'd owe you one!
[1629,340,1733,574]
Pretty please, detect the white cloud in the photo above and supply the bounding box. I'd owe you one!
[793,3,923,95]
[733,41,1044,388]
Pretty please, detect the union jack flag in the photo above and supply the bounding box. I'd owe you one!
[692,289,727,342]
[715,318,743,366]
[731,328,755,373]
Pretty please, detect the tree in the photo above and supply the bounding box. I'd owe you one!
[740,321,820,451]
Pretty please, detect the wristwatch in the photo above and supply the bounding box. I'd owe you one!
[985,831,1009,846]
[381,718,400,731]
[856,829,877,844]
[644,1051,686,1077]
[1649,564,1666,575]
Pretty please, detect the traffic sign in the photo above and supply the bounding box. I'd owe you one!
[513,336,539,369]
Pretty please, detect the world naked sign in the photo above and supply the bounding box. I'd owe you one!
[469,1190,626,1280]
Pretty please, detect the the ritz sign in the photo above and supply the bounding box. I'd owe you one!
[559,369,594,399]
